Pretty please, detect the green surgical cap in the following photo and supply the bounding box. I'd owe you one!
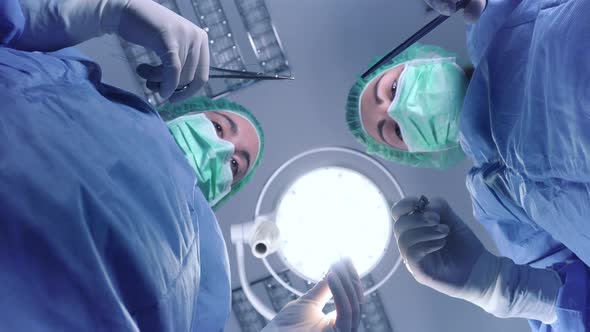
[159,97,265,209]
[346,43,466,169]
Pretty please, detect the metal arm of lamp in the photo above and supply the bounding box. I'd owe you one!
[231,218,281,321]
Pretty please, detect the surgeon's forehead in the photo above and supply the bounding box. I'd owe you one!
[188,109,254,130]
[221,111,253,128]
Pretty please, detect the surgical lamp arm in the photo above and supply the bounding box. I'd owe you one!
[235,241,278,321]
[231,219,281,321]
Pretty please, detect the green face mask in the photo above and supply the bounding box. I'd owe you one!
[387,58,468,153]
[167,113,235,206]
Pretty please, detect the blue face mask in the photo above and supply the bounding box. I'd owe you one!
[167,113,235,206]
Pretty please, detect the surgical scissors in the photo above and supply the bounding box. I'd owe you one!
[174,66,294,92]
[361,0,471,79]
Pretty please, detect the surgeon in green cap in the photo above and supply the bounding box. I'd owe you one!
[348,6,590,327]
[159,97,265,208]
[346,43,468,169]
[159,97,364,332]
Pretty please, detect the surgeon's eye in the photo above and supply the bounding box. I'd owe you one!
[391,80,398,100]
[395,123,403,141]
[230,158,239,177]
[212,121,223,138]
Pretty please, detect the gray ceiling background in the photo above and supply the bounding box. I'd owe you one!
[76,0,529,331]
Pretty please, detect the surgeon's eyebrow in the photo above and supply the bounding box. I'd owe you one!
[374,74,384,105]
[219,113,238,134]
[238,149,251,176]
[377,119,392,146]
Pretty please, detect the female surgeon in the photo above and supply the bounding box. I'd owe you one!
[0,0,363,331]
[159,97,265,209]
[345,0,590,331]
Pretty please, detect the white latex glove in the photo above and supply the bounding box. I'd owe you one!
[114,0,209,102]
[423,0,488,23]
[262,259,365,332]
[392,196,563,323]
[16,0,209,102]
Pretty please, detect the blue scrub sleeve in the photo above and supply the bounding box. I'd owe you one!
[0,0,96,62]
[0,0,24,46]
[0,47,205,331]
[467,169,590,331]
[529,260,590,332]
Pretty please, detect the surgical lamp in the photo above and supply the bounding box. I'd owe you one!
[230,147,405,320]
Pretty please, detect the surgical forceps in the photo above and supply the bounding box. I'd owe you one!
[175,66,294,92]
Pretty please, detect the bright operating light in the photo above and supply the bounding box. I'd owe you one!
[275,167,391,282]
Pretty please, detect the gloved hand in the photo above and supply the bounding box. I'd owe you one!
[115,0,209,102]
[423,0,487,23]
[392,196,563,323]
[16,0,209,102]
[262,259,365,332]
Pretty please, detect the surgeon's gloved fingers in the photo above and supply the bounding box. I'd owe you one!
[424,0,455,16]
[407,238,447,263]
[157,50,182,100]
[146,80,161,92]
[138,64,165,92]
[301,277,332,306]
[397,225,450,257]
[169,38,210,103]
[425,197,449,213]
[328,272,354,332]
[333,261,361,331]
[393,211,440,238]
[426,197,463,227]
[391,196,424,220]
[194,34,210,88]
[343,258,365,305]
[136,64,163,82]
[168,48,199,103]
[342,259,364,332]
[179,46,200,88]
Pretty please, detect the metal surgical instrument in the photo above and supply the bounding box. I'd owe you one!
[361,0,471,79]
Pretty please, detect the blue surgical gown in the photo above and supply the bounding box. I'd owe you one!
[461,0,590,330]
[0,1,230,331]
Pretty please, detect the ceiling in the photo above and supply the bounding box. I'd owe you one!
[76,0,529,331]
